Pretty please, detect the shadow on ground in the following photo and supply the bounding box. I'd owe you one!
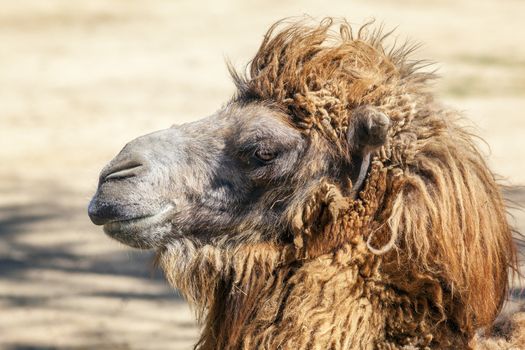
[0,178,183,302]
[0,200,169,281]
[0,179,195,349]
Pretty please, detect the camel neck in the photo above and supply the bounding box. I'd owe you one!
[159,238,471,349]
[197,245,386,350]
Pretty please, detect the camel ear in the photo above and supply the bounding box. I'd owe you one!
[347,106,390,196]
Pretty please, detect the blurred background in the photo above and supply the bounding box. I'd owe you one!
[0,0,524,349]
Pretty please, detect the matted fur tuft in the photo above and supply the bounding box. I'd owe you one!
[158,18,519,349]
[230,17,434,148]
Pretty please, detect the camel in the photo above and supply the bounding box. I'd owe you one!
[88,18,523,349]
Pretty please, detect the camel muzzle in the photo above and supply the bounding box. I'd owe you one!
[87,127,190,248]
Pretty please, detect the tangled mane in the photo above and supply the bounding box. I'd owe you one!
[233,16,516,328]
[158,18,519,349]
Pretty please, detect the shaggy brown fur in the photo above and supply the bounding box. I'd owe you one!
[156,18,520,349]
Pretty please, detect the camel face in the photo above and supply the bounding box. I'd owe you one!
[88,103,327,249]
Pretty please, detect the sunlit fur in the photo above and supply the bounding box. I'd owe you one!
[156,18,520,349]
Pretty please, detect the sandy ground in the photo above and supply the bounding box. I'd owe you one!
[0,1,524,349]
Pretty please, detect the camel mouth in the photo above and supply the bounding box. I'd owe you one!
[102,205,174,249]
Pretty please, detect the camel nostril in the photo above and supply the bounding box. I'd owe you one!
[101,160,144,182]
[105,165,142,180]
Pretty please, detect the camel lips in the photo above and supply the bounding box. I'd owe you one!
[103,205,174,234]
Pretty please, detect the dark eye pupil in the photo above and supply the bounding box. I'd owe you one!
[255,149,277,162]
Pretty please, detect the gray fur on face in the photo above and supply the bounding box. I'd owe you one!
[89,103,313,248]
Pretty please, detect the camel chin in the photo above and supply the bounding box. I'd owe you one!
[96,203,175,249]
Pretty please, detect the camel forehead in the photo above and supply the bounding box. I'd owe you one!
[221,103,303,143]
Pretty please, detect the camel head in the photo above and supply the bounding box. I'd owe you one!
[88,19,517,348]
[88,100,389,250]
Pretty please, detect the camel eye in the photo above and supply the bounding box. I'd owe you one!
[254,149,278,163]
